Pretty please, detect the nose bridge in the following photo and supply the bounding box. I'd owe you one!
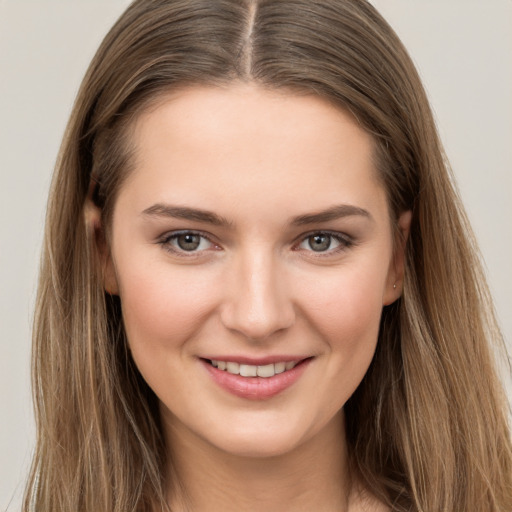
[221,245,295,340]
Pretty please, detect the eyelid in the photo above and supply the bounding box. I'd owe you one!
[157,229,220,255]
[294,230,354,255]
[156,229,354,258]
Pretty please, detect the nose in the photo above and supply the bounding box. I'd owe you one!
[219,250,296,341]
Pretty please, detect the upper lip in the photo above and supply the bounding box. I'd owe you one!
[200,355,311,366]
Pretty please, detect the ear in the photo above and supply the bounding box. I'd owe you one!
[84,197,119,296]
[383,210,412,306]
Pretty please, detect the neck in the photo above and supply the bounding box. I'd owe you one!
[162,410,351,512]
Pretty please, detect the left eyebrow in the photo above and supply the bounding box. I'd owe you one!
[291,204,372,226]
[141,204,232,227]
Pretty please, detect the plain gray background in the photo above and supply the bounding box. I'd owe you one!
[1,1,511,509]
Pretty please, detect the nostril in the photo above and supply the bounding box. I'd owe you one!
[218,259,296,340]
[219,295,295,341]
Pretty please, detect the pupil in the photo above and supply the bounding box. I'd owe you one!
[309,234,331,252]
[177,234,200,251]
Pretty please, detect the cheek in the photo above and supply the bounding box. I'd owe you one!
[300,258,387,332]
[294,254,389,379]
[116,258,219,352]
[115,259,223,401]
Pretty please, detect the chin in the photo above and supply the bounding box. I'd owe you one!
[207,428,307,459]
[197,407,340,460]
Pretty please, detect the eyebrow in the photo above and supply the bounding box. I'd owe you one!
[141,204,232,227]
[291,204,372,225]
[141,203,372,227]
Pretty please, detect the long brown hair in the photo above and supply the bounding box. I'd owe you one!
[24,1,512,510]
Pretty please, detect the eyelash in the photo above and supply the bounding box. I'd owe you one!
[158,230,218,256]
[157,230,354,257]
[295,231,354,256]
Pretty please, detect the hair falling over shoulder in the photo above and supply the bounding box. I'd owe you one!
[24,1,512,511]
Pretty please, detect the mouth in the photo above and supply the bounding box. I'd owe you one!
[201,357,312,400]
[207,359,300,378]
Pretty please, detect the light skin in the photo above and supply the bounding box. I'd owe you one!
[98,84,410,511]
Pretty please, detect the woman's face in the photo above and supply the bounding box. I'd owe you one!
[105,84,408,457]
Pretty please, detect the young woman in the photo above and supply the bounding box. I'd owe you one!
[24,1,512,511]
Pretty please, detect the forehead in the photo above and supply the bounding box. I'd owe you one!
[119,84,387,221]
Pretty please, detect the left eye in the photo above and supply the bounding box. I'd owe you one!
[298,233,346,253]
[163,232,214,253]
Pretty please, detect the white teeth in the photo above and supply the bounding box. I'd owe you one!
[210,359,300,378]
[240,364,258,377]
[226,362,240,374]
[274,362,286,374]
[256,364,275,378]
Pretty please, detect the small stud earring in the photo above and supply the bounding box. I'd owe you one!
[393,283,397,289]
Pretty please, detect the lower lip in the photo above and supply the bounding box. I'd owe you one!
[202,359,312,400]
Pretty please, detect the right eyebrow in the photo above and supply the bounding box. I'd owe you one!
[141,203,233,227]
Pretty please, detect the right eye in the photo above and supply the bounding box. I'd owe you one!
[159,231,216,255]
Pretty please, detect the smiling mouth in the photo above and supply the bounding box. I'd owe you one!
[207,359,302,378]
[202,357,313,399]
